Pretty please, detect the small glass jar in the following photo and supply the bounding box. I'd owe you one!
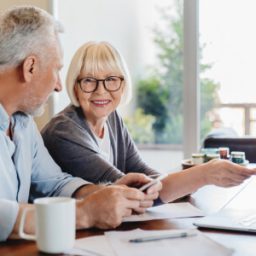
[205,153,220,162]
[192,153,205,165]
[231,151,245,164]
[219,147,230,159]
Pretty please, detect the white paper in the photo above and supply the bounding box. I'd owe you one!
[72,235,114,256]
[65,247,107,256]
[123,202,204,222]
[105,229,234,256]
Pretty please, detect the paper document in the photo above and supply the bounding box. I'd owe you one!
[73,235,114,256]
[65,247,108,256]
[67,228,233,256]
[123,202,204,222]
[105,229,234,256]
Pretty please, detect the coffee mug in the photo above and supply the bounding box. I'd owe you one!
[19,197,76,254]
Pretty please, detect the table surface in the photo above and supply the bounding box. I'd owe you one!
[1,177,256,256]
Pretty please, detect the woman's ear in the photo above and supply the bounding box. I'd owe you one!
[22,55,37,82]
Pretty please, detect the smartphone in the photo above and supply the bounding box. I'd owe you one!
[139,174,167,192]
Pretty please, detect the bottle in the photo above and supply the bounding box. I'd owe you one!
[219,147,230,159]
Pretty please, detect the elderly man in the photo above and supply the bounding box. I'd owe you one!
[0,6,160,241]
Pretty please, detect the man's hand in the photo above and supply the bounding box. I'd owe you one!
[115,173,162,214]
[115,172,153,186]
[76,185,145,229]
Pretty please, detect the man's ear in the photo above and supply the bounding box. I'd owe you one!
[22,55,37,82]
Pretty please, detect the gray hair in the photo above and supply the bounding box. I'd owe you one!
[66,41,132,106]
[0,5,63,72]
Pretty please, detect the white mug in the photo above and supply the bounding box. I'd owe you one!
[19,197,76,254]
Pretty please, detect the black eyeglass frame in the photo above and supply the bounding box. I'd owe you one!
[76,76,124,93]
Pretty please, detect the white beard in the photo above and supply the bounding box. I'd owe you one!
[21,94,46,117]
[28,104,45,117]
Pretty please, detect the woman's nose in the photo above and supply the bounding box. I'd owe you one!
[95,81,107,94]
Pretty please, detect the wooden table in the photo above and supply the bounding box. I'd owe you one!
[1,177,256,256]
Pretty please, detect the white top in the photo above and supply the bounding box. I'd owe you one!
[95,124,114,164]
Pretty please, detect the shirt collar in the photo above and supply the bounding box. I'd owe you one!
[0,104,29,131]
[0,104,10,131]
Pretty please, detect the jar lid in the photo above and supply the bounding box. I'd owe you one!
[231,151,245,156]
[206,153,220,158]
[219,147,229,151]
[192,153,205,158]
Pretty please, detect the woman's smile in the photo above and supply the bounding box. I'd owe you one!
[91,99,111,107]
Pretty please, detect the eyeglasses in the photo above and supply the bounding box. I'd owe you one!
[77,76,124,93]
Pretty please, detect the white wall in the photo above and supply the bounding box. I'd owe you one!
[0,0,48,10]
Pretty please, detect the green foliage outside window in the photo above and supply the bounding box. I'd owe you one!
[124,108,155,144]
[125,0,220,144]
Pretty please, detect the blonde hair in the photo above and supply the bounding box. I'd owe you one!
[66,41,132,107]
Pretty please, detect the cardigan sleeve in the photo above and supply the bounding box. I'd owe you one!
[42,118,124,183]
[116,113,159,176]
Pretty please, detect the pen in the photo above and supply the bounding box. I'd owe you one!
[148,174,168,179]
[140,174,168,192]
[129,232,197,243]
[148,174,162,178]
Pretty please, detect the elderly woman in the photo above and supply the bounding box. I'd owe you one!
[42,41,255,203]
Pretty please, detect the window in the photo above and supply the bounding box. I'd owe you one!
[199,0,256,140]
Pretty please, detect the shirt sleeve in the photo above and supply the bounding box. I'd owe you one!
[29,120,90,201]
[0,199,19,241]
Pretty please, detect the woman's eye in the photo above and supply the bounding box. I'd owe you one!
[83,78,95,83]
[106,77,117,82]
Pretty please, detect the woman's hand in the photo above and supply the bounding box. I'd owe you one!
[115,173,152,187]
[203,159,256,187]
[115,173,163,213]
[135,180,162,212]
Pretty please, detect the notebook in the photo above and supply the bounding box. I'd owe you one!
[194,176,256,233]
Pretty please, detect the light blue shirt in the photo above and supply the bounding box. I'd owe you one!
[0,104,89,241]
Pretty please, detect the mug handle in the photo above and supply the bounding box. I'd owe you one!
[19,208,36,240]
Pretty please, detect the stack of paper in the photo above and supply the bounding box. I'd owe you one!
[123,202,204,222]
[65,203,232,256]
[105,229,233,256]
[71,229,233,256]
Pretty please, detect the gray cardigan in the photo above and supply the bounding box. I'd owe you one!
[41,105,158,183]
